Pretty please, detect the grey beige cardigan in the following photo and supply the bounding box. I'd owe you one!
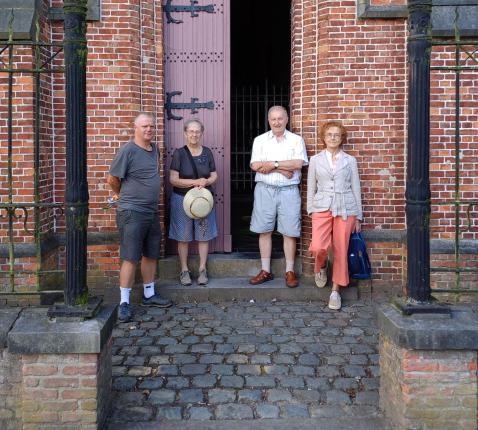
[306,150,363,221]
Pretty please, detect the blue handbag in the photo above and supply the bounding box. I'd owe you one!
[348,232,372,280]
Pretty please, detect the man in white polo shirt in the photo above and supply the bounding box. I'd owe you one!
[249,106,308,288]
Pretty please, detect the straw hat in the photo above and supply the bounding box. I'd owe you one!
[183,187,214,219]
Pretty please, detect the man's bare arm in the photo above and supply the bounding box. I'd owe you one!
[107,174,121,195]
[251,160,304,175]
[250,161,264,172]
[274,160,304,171]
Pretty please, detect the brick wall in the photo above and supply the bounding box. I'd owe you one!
[0,348,22,429]
[290,0,409,281]
[49,0,165,234]
[0,333,113,429]
[0,0,476,295]
[18,342,112,428]
[379,335,478,429]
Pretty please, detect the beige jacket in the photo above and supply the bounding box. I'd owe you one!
[307,150,363,220]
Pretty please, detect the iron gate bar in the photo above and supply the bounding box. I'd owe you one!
[231,83,289,192]
[0,15,64,296]
[7,23,14,292]
[428,6,478,294]
[0,270,64,277]
[34,20,41,291]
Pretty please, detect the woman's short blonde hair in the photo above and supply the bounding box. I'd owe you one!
[319,121,347,146]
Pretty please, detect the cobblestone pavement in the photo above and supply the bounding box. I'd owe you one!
[106,299,382,425]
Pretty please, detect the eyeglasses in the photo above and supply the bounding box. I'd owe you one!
[186,130,202,135]
[325,133,341,139]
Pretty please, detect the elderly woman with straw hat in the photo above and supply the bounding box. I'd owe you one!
[169,119,218,286]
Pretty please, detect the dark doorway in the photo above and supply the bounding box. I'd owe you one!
[230,0,291,253]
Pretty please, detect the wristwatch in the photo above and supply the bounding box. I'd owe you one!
[274,161,279,169]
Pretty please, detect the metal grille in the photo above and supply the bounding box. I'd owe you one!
[231,83,290,193]
[430,8,478,293]
[0,15,64,297]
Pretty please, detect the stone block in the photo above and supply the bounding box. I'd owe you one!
[8,307,116,354]
[256,403,280,418]
[215,403,253,419]
[0,307,114,429]
[378,304,478,430]
[188,406,212,420]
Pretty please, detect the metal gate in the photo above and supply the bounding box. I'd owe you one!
[231,82,290,194]
[0,16,64,299]
[429,8,478,295]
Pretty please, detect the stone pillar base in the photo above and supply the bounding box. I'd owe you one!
[378,304,478,430]
[1,306,116,429]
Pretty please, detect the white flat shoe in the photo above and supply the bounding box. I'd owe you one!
[315,268,327,288]
[328,291,341,310]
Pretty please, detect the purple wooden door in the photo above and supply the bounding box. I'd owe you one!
[164,0,231,253]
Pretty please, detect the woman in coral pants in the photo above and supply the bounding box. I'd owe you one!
[307,121,363,310]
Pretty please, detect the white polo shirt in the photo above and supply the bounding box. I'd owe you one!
[250,130,308,187]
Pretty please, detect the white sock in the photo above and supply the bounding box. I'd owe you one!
[143,282,155,299]
[286,260,295,272]
[120,287,131,304]
[261,258,271,273]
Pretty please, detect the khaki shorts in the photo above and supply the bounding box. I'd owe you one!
[250,182,301,238]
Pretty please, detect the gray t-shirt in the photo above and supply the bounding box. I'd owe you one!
[110,141,161,213]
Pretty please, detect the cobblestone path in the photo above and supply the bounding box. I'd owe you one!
[107,300,381,425]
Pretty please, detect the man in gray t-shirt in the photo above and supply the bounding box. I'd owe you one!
[108,112,172,322]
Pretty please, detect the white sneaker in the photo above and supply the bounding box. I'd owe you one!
[314,268,327,288]
[328,291,341,310]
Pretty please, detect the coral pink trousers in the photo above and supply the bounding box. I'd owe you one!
[308,210,356,287]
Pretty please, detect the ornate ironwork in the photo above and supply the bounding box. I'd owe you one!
[163,0,215,24]
[165,91,214,120]
[428,6,478,294]
[0,11,64,297]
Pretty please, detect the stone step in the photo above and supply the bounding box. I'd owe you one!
[95,254,371,304]
[158,277,358,303]
[157,254,302,279]
[96,276,359,305]
[108,416,390,430]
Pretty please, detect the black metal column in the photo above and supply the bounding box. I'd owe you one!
[406,0,432,303]
[63,0,89,306]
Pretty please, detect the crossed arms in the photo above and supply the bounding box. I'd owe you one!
[250,160,304,179]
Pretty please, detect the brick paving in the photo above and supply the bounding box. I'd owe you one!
[106,299,382,425]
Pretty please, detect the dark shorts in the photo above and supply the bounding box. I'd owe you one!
[116,210,161,262]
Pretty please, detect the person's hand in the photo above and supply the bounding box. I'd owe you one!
[258,162,274,174]
[354,220,361,233]
[278,169,293,179]
[195,178,208,189]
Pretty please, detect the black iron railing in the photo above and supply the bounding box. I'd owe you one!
[430,8,478,294]
[0,14,65,297]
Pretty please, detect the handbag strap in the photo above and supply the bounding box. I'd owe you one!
[183,145,200,179]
